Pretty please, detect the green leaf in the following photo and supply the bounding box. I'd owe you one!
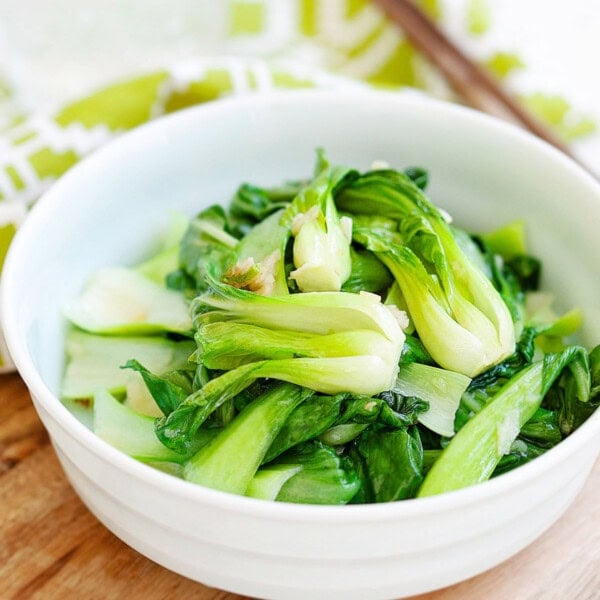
[197,320,397,369]
[492,439,546,477]
[178,205,238,292]
[183,383,312,494]
[155,362,263,454]
[392,362,471,437]
[194,274,404,345]
[228,182,299,235]
[519,408,562,448]
[319,423,369,446]
[342,169,515,377]
[121,359,191,416]
[64,267,193,335]
[93,389,192,463]
[245,465,302,501]
[545,345,596,435]
[226,208,290,295]
[399,335,434,366]
[282,151,353,292]
[62,329,194,404]
[341,247,393,294]
[264,393,345,462]
[258,442,360,505]
[357,428,423,502]
[480,220,528,260]
[403,166,429,190]
[465,326,537,393]
[419,346,590,497]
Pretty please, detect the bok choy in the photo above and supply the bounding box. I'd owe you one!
[60,151,599,506]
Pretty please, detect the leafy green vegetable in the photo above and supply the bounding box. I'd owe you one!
[341,247,393,294]
[64,267,193,335]
[62,329,194,416]
[93,389,194,463]
[318,393,426,446]
[245,465,302,501]
[228,181,301,235]
[403,166,429,190]
[480,220,527,260]
[183,383,312,494]
[545,345,598,435]
[524,291,583,343]
[193,274,402,342]
[419,346,590,497]
[157,356,400,454]
[467,326,537,393]
[157,275,405,454]
[339,169,515,376]
[196,321,397,369]
[264,393,345,462]
[282,151,353,292]
[399,335,434,366]
[122,359,192,416]
[168,296,433,453]
[492,439,546,477]
[377,394,430,429]
[61,152,600,506]
[178,205,238,293]
[320,423,369,446]
[472,236,529,330]
[519,407,562,448]
[355,226,514,377]
[392,362,471,437]
[224,208,290,295]
[356,427,423,502]
[249,442,360,504]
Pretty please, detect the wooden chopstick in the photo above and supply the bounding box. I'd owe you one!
[373,0,577,159]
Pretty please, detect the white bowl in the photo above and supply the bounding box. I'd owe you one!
[3,91,600,600]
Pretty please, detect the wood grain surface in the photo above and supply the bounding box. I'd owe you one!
[1,372,599,600]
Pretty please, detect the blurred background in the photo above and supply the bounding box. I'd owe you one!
[1,0,599,195]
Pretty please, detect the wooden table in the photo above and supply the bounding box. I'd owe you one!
[2,372,599,599]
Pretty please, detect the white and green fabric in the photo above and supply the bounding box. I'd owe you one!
[0,0,597,371]
[0,59,363,206]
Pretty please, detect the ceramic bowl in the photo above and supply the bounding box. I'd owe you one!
[3,91,600,600]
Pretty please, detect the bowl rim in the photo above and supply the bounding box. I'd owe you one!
[3,89,600,523]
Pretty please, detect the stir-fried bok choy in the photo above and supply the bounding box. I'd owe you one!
[61,151,600,504]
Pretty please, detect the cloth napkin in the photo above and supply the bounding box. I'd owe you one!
[0,0,597,371]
